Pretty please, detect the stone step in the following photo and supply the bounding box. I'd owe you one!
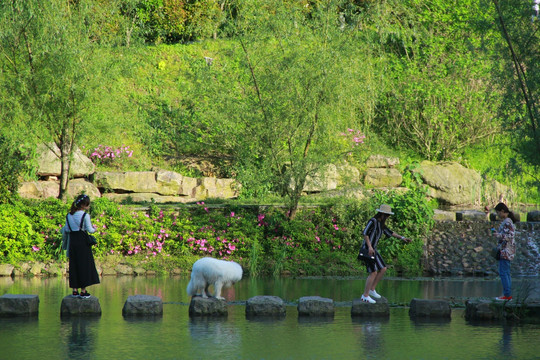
[60,295,102,317]
[351,296,389,318]
[0,294,39,317]
[122,295,163,317]
[298,296,334,317]
[409,298,451,318]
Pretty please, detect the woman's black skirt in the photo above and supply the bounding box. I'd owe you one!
[68,231,100,289]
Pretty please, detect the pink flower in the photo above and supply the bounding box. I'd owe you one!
[230,212,235,217]
[32,246,40,252]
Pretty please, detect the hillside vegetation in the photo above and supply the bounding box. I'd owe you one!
[1,0,539,207]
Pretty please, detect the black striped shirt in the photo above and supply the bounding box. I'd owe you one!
[362,217,393,249]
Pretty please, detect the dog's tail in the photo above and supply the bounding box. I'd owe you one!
[186,279,195,296]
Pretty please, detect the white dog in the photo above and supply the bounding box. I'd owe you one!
[186,257,243,300]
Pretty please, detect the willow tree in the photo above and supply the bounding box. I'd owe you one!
[201,0,380,217]
[0,0,99,200]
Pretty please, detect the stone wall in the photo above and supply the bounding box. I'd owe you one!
[426,220,540,276]
[18,147,515,207]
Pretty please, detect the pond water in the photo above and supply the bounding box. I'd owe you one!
[1,276,539,360]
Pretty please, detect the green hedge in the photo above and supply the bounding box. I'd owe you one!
[0,191,434,276]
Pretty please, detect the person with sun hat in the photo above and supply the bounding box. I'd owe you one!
[359,204,411,304]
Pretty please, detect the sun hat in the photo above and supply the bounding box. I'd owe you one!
[376,204,394,215]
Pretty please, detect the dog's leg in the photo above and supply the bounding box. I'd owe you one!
[214,281,225,300]
[202,282,209,298]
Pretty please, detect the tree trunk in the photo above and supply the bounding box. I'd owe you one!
[58,131,72,201]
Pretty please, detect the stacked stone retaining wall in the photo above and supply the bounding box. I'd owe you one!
[426,221,540,276]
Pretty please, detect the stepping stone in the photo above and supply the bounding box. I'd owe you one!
[122,295,163,317]
[465,299,540,323]
[409,298,451,318]
[0,294,39,317]
[298,296,334,317]
[351,296,389,318]
[60,295,102,317]
[246,296,286,318]
[189,296,227,317]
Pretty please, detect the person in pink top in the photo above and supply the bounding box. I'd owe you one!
[493,203,516,301]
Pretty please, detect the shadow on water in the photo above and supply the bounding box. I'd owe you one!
[60,317,99,360]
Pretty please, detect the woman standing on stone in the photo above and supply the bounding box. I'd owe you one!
[63,194,100,298]
[493,202,516,301]
[359,204,410,303]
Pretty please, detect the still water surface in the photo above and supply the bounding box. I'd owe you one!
[1,276,539,360]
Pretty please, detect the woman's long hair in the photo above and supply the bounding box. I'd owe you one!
[494,202,517,223]
[70,194,90,215]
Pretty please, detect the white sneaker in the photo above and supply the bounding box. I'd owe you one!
[361,295,376,304]
[369,290,381,299]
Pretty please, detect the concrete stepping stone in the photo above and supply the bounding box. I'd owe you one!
[351,296,389,318]
[60,295,102,317]
[409,298,451,318]
[0,294,39,317]
[246,295,286,319]
[122,295,163,317]
[297,296,334,317]
[188,296,228,317]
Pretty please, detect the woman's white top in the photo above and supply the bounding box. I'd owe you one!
[64,210,96,233]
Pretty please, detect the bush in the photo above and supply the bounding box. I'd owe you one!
[0,204,46,263]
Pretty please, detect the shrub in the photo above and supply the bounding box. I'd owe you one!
[0,204,46,263]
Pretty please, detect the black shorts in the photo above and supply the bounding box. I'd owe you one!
[364,251,386,273]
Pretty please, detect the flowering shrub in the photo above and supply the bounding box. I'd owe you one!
[86,145,133,167]
[3,192,432,276]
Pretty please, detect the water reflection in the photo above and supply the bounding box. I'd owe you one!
[500,324,513,357]
[61,317,99,360]
[352,318,388,359]
[188,317,241,352]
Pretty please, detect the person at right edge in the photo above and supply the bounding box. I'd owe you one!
[360,204,410,304]
[493,202,516,301]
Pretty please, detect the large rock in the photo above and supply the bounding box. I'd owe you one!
[303,164,339,192]
[60,295,102,317]
[297,296,334,317]
[0,294,39,317]
[0,264,14,276]
[364,168,403,187]
[336,163,361,186]
[189,296,228,317]
[67,179,101,199]
[103,193,191,204]
[245,296,286,318]
[122,295,163,317]
[464,300,500,321]
[197,177,239,199]
[365,155,400,168]
[409,298,451,318]
[36,143,95,177]
[413,161,483,205]
[351,297,390,318]
[94,171,157,193]
[18,180,61,199]
[155,170,184,195]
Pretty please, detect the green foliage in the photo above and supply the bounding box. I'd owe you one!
[371,0,503,160]
[0,135,31,204]
[135,0,224,43]
[0,197,434,276]
[0,204,46,263]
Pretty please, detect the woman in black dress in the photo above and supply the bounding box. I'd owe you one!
[63,194,100,298]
